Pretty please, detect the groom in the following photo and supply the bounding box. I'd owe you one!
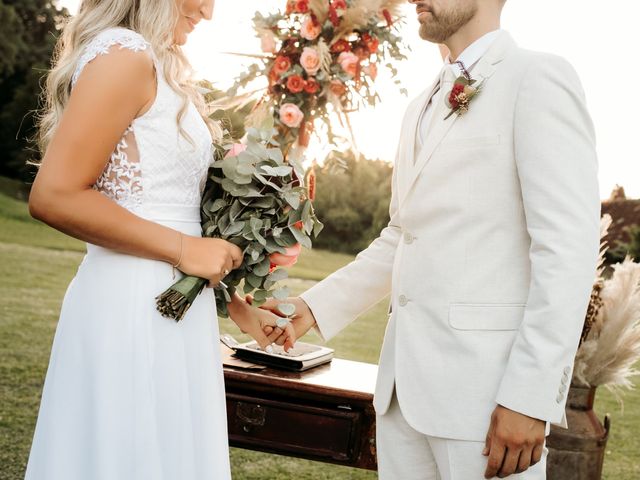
[263,0,600,478]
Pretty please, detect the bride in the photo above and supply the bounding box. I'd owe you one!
[25,0,292,478]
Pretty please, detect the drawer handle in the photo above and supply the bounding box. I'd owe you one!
[236,402,267,428]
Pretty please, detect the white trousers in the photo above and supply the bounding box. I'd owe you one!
[377,392,548,480]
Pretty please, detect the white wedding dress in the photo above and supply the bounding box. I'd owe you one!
[25,28,231,480]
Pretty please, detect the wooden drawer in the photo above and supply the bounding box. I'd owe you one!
[227,392,363,462]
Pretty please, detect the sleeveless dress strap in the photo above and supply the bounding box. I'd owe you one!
[72,27,152,87]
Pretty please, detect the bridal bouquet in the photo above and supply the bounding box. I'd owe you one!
[226,0,408,152]
[156,125,323,320]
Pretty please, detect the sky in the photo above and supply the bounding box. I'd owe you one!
[59,0,640,199]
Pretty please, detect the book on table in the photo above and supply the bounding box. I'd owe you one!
[221,334,334,372]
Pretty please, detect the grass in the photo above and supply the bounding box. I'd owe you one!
[0,189,638,479]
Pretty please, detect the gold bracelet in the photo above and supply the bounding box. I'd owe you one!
[173,232,184,269]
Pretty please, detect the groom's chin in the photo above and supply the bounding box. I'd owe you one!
[418,24,446,43]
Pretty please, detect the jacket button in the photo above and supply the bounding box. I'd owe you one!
[559,384,567,394]
[556,394,563,404]
[399,295,408,307]
[563,366,571,375]
[561,376,569,386]
[404,232,414,244]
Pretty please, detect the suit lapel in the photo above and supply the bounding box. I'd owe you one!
[398,77,441,197]
[398,32,518,207]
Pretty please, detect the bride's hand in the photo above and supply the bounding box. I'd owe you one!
[228,294,296,352]
[177,236,243,286]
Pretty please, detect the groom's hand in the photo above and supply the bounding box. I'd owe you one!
[254,296,317,345]
[483,405,545,479]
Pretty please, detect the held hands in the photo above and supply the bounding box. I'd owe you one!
[177,236,243,286]
[256,296,318,346]
[483,405,546,479]
[227,294,297,352]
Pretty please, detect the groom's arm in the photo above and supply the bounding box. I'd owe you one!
[300,155,403,342]
[494,54,600,425]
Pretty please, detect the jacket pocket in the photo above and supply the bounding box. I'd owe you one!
[448,303,526,331]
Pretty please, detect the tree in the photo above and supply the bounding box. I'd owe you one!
[312,150,393,254]
[0,0,68,182]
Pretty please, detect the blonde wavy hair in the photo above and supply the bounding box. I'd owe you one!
[38,0,222,155]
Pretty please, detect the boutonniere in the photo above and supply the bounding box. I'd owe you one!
[444,62,485,120]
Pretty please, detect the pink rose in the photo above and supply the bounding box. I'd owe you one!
[260,32,277,53]
[300,47,321,76]
[300,16,321,41]
[225,143,248,158]
[338,51,360,77]
[279,103,304,128]
[270,243,302,268]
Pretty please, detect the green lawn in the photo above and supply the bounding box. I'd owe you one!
[0,190,638,479]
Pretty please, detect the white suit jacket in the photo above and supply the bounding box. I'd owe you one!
[301,32,600,441]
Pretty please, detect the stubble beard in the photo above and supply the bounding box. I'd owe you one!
[418,2,478,43]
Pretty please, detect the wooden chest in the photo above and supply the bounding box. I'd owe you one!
[222,347,379,470]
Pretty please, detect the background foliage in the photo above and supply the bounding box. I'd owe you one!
[608,225,640,264]
[0,0,67,183]
[312,151,392,254]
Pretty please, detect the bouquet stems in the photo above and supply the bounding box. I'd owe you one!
[156,275,208,322]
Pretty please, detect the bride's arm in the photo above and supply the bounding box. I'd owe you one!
[29,46,241,284]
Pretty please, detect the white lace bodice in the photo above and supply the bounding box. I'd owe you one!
[72,27,212,217]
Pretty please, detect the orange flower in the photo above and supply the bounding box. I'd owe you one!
[286,75,305,93]
[273,55,292,76]
[303,77,320,94]
[286,0,309,14]
[329,79,347,97]
[330,39,351,53]
[361,33,380,54]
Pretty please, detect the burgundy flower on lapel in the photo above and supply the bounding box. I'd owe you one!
[445,76,484,120]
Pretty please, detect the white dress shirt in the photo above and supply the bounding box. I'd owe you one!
[417,29,504,147]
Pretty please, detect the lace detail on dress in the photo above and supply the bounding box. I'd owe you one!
[71,28,151,87]
[72,28,151,210]
[94,126,143,209]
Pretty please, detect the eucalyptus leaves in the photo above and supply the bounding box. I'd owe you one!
[156,126,323,320]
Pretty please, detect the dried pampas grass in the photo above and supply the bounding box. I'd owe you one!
[309,0,329,23]
[580,215,612,343]
[332,0,405,42]
[573,257,640,399]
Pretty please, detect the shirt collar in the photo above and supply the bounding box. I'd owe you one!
[445,29,503,78]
